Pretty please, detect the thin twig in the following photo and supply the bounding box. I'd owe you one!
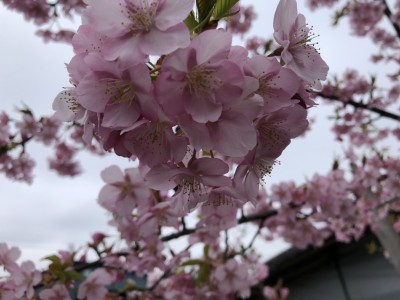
[161,210,277,242]
[318,92,400,122]
[381,0,400,39]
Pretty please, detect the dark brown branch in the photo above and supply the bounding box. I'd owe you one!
[382,0,400,39]
[318,92,400,122]
[161,209,277,242]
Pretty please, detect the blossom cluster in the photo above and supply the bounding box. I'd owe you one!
[30,0,330,297]
[0,0,86,43]
[2,0,400,299]
[0,243,41,299]
[54,0,328,219]
[0,109,103,182]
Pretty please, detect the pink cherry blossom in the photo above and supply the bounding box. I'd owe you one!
[0,112,10,146]
[2,0,50,25]
[123,120,188,167]
[273,0,329,88]
[0,243,21,271]
[156,29,244,123]
[53,88,86,123]
[1,154,36,184]
[255,104,308,159]
[176,92,262,158]
[15,113,39,138]
[137,201,180,242]
[244,55,301,113]
[77,268,115,300]
[306,0,338,11]
[0,281,16,300]
[263,286,278,299]
[72,24,108,56]
[226,4,256,36]
[348,1,385,36]
[98,165,151,217]
[198,188,241,231]
[10,260,42,299]
[39,283,71,300]
[178,108,258,157]
[75,58,153,129]
[48,142,81,176]
[212,258,250,296]
[83,0,193,63]
[35,117,61,145]
[233,151,275,204]
[145,157,231,212]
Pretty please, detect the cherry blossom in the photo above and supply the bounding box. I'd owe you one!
[77,268,115,300]
[145,157,231,213]
[9,260,42,299]
[98,165,151,217]
[273,0,329,88]
[0,242,21,271]
[83,0,194,63]
[156,29,244,123]
[9,0,400,299]
[39,284,72,300]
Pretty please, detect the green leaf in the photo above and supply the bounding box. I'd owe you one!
[184,11,199,32]
[196,0,216,23]
[203,244,210,258]
[196,263,212,287]
[181,259,204,267]
[213,0,239,20]
[42,255,62,264]
[65,270,83,281]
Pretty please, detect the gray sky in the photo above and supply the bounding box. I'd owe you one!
[0,0,386,267]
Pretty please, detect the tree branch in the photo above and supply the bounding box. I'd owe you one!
[382,0,400,39]
[318,92,400,122]
[161,210,277,242]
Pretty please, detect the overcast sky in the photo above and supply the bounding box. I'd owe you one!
[0,0,385,268]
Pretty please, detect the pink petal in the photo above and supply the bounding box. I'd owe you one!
[145,164,183,190]
[102,99,141,128]
[192,30,232,65]
[190,158,229,176]
[75,73,109,112]
[103,36,147,65]
[273,0,298,39]
[155,72,187,120]
[211,112,257,157]
[66,54,91,84]
[184,93,222,123]
[83,0,130,37]
[140,24,190,56]
[101,165,124,183]
[155,0,194,31]
[179,116,213,151]
[286,44,329,85]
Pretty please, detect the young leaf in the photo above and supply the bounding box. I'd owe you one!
[181,259,204,266]
[196,0,216,23]
[42,255,62,265]
[196,262,212,287]
[184,11,199,32]
[213,0,239,20]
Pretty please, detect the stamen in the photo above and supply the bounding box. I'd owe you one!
[292,23,320,53]
[255,159,278,184]
[258,73,279,98]
[120,0,158,33]
[103,79,136,107]
[186,65,222,95]
[61,89,81,114]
